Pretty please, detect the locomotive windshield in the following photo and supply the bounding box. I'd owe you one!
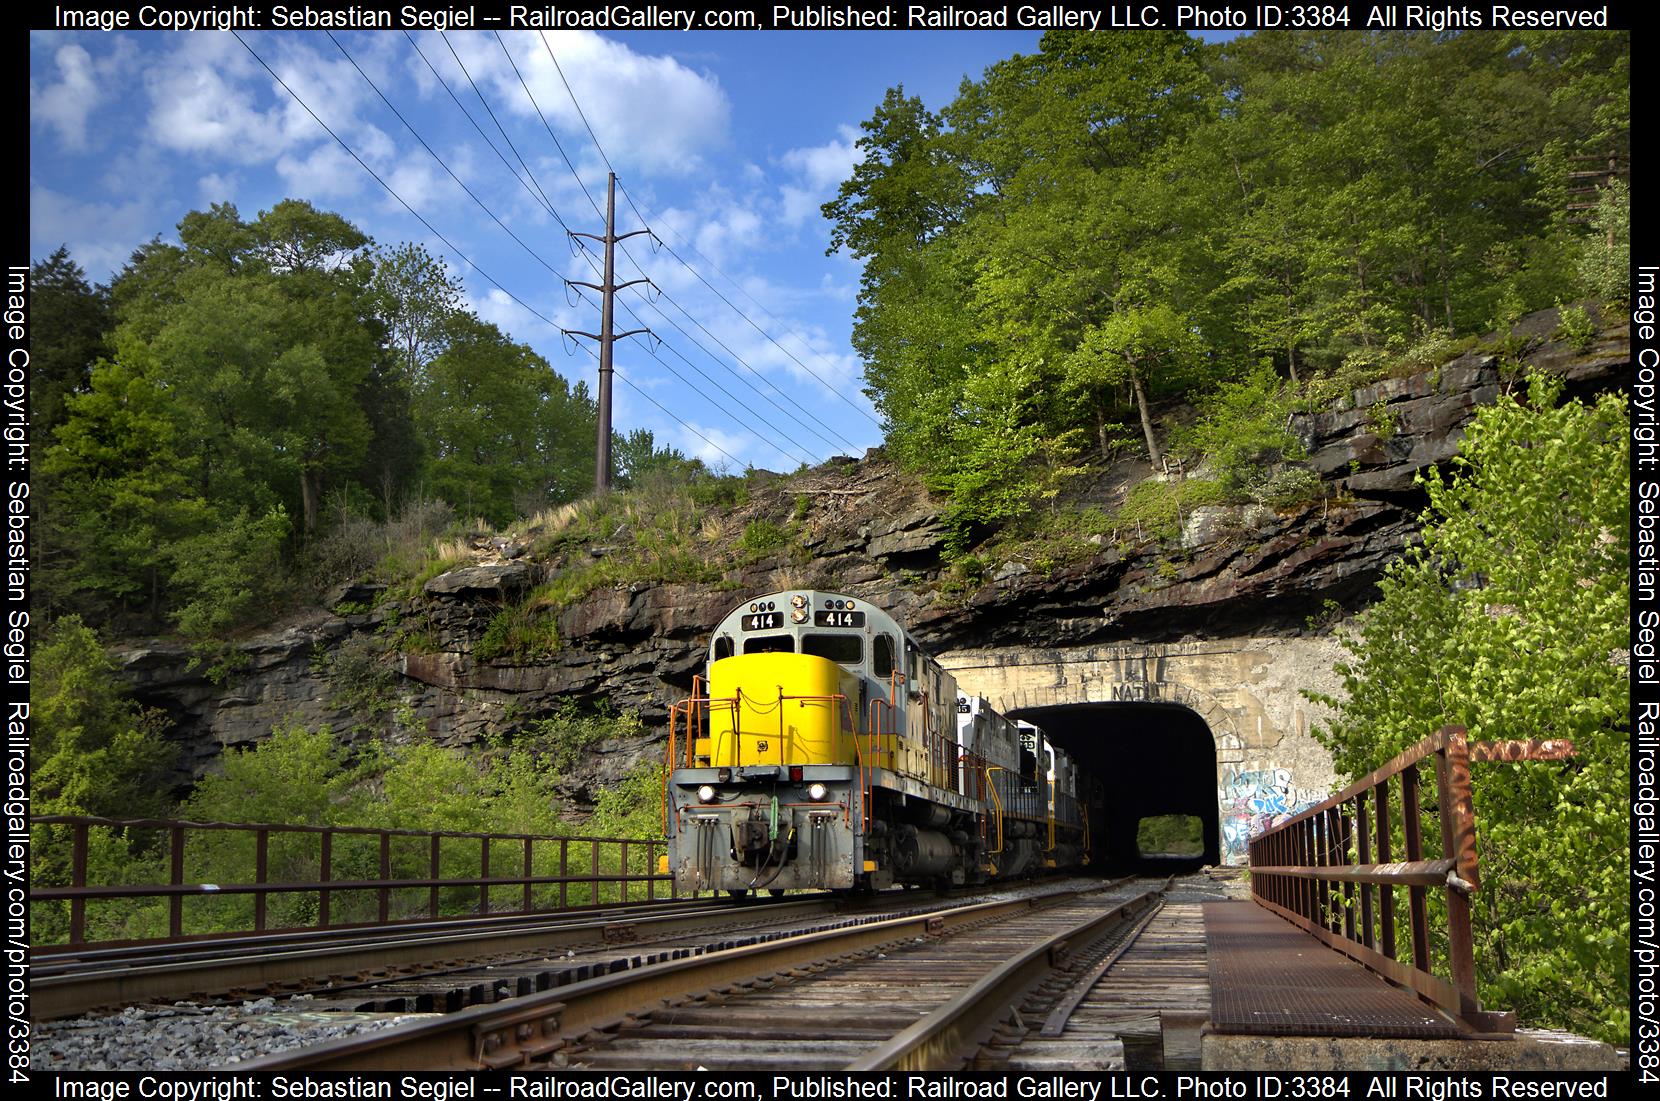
[873,634,895,678]
[802,634,862,665]
[742,635,795,654]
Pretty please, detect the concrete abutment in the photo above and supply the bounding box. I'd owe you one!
[939,635,1347,867]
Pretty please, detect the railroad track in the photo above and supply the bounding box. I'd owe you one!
[238,878,1165,1072]
[33,895,833,1020]
[37,879,1113,1022]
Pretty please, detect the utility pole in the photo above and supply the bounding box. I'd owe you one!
[564,173,653,493]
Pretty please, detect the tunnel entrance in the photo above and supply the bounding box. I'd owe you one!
[1007,701,1220,873]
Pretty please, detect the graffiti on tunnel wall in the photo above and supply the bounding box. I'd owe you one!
[1218,765,1325,863]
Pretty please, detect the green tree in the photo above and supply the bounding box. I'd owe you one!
[1064,305,1203,473]
[370,242,465,385]
[29,246,111,438]
[32,616,177,818]
[414,314,595,525]
[1312,376,1628,1043]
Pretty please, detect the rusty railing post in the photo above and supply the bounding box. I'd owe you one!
[559,839,570,910]
[169,825,185,939]
[429,834,441,918]
[70,822,88,945]
[522,837,533,915]
[378,831,391,924]
[253,829,269,932]
[590,839,600,907]
[1435,726,1480,1020]
[319,829,332,928]
[1374,777,1395,960]
[1400,761,1431,974]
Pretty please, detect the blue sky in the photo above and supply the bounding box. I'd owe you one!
[30,29,1069,473]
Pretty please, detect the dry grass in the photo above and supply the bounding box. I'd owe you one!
[431,537,476,564]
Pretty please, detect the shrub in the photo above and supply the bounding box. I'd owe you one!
[1554,303,1597,352]
[1173,366,1306,497]
[1577,180,1629,304]
[1309,376,1629,1042]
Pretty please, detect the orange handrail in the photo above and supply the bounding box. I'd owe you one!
[983,765,1006,856]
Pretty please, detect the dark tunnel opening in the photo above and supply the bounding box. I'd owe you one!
[1007,701,1221,874]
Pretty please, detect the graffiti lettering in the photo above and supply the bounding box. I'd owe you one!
[1216,765,1324,862]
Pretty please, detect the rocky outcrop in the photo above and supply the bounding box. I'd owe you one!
[118,308,1628,803]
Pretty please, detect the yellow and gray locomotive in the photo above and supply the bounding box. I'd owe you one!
[664,590,1088,895]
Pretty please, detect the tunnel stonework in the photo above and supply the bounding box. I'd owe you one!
[938,636,1348,865]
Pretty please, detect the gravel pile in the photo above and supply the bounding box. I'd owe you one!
[32,996,424,1071]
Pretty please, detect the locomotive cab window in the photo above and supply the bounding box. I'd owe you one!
[743,635,796,654]
[712,636,735,661]
[802,634,862,666]
[873,634,896,679]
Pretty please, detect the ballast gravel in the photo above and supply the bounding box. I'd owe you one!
[31,996,425,1071]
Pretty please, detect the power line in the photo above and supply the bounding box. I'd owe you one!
[241,31,795,476]
[566,335,749,472]
[402,30,569,233]
[531,33,879,430]
[526,35,871,454]
[230,31,560,333]
[537,32,650,228]
[431,33,825,468]
[491,31,607,224]
[329,33,567,280]
[486,32,853,461]
[618,178,884,431]
[439,32,574,238]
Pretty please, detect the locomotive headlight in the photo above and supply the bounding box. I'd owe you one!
[790,609,808,624]
[696,785,717,804]
[806,782,829,802]
[790,594,808,609]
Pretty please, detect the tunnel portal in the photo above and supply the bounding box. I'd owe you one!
[1008,701,1220,873]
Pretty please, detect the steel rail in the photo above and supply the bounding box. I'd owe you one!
[36,896,731,970]
[1040,883,1171,1037]
[848,888,1164,1070]
[237,887,1105,1072]
[34,896,837,1021]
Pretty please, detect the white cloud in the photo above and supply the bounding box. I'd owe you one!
[470,286,562,341]
[776,125,862,228]
[674,422,749,470]
[197,172,242,206]
[275,143,364,201]
[423,30,731,178]
[32,44,102,151]
[781,125,861,192]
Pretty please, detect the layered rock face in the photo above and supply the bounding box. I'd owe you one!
[118,310,1628,806]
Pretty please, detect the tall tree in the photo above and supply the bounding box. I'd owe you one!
[370,242,465,385]
[29,247,111,438]
[413,314,595,526]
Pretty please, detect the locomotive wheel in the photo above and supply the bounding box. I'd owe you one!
[768,888,786,898]
[726,889,750,901]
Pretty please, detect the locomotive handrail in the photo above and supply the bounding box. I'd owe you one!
[982,766,1006,857]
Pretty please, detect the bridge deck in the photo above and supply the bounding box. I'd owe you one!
[1203,901,1463,1039]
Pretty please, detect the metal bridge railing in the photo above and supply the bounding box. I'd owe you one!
[30,815,677,951]
[1246,724,1573,1034]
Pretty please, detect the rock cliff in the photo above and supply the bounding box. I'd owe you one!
[117,306,1628,809]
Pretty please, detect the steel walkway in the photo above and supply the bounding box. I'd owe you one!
[1204,901,1463,1039]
